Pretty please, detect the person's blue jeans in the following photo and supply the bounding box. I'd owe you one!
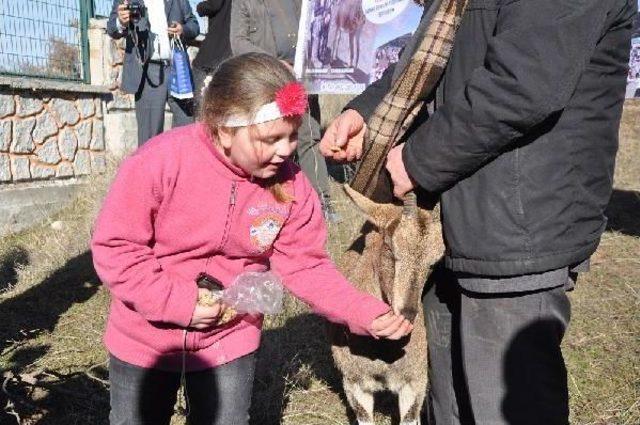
[108,353,256,425]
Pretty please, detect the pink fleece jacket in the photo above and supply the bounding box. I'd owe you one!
[91,123,390,371]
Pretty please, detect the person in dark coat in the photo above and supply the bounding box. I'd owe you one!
[192,0,232,103]
[320,0,636,423]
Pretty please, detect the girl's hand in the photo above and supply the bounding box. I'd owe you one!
[189,288,230,329]
[368,311,413,340]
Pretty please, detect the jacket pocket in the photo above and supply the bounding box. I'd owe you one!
[467,0,499,10]
[194,315,262,350]
[441,148,532,262]
[511,146,533,254]
[111,303,186,353]
[248,16,258,34]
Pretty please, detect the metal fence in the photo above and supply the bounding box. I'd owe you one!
[94,0,112,17]
[0,0,92,82]
[0,0,206,83]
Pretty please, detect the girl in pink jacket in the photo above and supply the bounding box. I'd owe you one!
[91,53,412,425]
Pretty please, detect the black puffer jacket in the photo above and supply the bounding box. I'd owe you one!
[192,0,232,71]
[348,0,636,277]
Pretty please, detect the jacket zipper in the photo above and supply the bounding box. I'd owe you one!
[218,181,238,251]
[188,182,238,352]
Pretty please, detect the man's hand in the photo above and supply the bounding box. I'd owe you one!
[368,311,413,340]
[168,22,184,36]
[319,109,366,163]
[117,2,131,26]
[386,143,415,199]
[189,288,230,329]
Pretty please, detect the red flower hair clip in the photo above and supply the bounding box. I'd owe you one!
[275,82,308,117]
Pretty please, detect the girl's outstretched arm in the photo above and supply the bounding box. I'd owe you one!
[270,169,394,337]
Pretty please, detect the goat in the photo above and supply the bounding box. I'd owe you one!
[331,0,366,69]
[329,186,443,425]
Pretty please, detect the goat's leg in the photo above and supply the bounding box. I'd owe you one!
[398,383,424,425]
[354,27,362,69]
[344,379,375,425]
[348,31,355,68]
[332,30,339,62]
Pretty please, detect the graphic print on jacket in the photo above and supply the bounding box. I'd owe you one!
[247,203,288,254]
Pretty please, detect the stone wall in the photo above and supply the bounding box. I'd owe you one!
[0,89,106,183]
[0,18,116,236]
[0,17,197,236]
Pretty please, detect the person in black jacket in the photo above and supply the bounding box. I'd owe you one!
[320,0,636,423]
[192,0,232,103]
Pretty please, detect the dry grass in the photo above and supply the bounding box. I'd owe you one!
[0,101,638,424]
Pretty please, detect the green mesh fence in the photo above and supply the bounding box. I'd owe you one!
[0,0,91,82]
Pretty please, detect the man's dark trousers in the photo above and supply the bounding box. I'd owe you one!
[135,61,194,146]
[423,266,571,425]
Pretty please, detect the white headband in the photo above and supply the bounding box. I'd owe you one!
[202,77,309,128]
[221,102,284,127]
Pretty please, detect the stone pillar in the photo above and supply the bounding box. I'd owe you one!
[89,18,108,86]
[93,17,139,156]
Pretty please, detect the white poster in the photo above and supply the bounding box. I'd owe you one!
[625,0,640,98]
[294,0,423,94]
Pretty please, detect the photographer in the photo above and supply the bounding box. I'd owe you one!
[107,0,199,145]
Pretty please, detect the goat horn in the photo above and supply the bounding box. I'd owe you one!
[402,191,417,217]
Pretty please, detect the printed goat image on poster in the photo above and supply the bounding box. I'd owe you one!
[294,0,422,94]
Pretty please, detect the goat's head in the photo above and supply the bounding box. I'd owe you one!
[344,185,443,322]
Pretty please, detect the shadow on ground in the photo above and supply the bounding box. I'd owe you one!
[0,251,109,424]
[0,251,443,424]
[606,189,640,237]
[0,246,30,293]
[250,312,348,425]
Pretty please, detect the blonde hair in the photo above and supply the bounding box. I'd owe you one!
[200,54,297,203]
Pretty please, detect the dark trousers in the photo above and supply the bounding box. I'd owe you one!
[108,353,256,425]
[296,95,331,203]
[192,65,212,111]
[423,267,571,425]
[135,62,194,146]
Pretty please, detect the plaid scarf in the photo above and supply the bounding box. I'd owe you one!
[350,0,469,201]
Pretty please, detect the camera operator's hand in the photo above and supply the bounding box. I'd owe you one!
[168,22,183,37]
[117,2,131,26]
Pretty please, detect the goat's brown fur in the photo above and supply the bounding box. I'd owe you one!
[329,186,444,425]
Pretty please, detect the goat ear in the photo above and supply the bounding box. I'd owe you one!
[343,184,398,228]
[417,203,440,227]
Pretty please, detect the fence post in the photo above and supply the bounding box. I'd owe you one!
[80,0,94,84]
